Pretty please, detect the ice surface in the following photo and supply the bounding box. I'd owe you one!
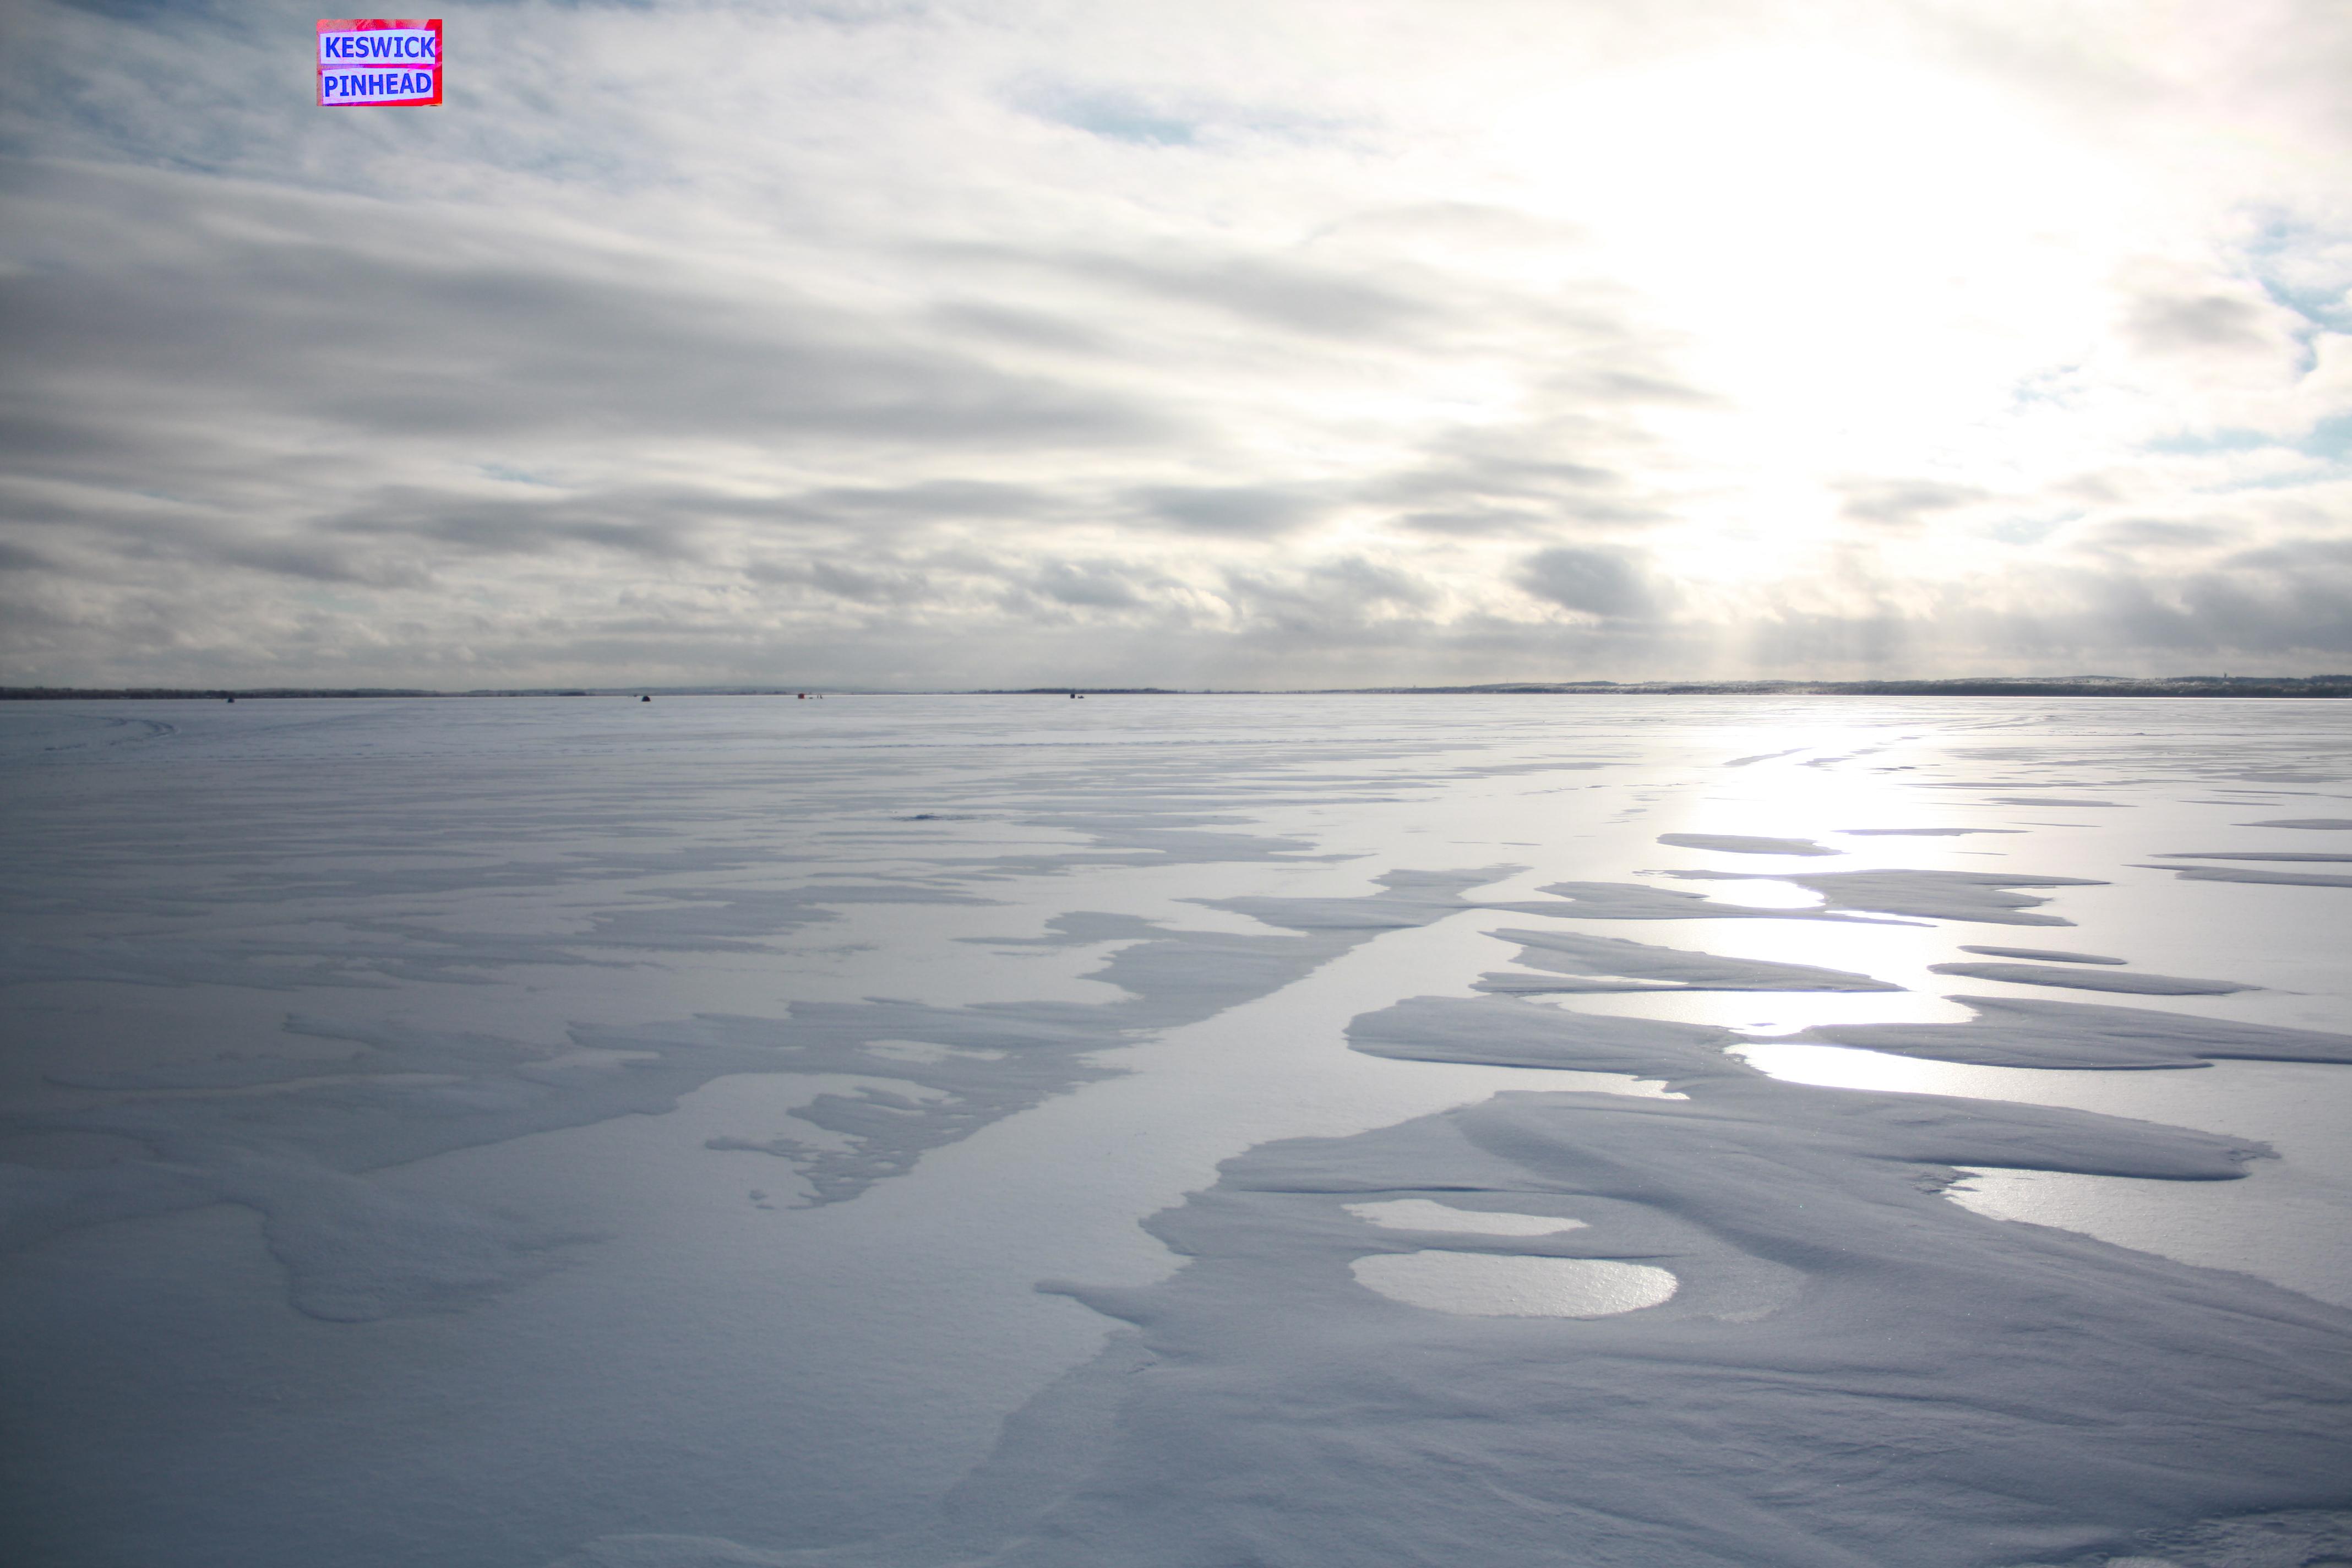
[1342,1197,1589,1234]
[1349,1251,1679,1316]
[3,695,2348,1568]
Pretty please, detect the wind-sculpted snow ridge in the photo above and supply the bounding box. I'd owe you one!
[800,993,2346,1568]
[0,883,997,991]
[1669,867,2105,924]
[1795,995,2352,1070]
[1959,945,2126,965]
[2143,864,2352,888]
[1656,832,1841,856]
[1488,880,1915,923]
[1490,867,2105,927]
[1841,826,2022,836]
[1926,962,2255,995]
[1476,928,1899,994]
[0,869,1508,1316]
[2152,851,2352,862]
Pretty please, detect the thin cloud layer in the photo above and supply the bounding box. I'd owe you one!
[2,0,2348,687]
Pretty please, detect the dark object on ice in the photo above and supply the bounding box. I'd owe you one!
[640,694,651,703]
[225,696,234,704]
[798,693,807,699]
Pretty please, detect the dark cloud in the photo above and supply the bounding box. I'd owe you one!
[1366,437,1668,536]
[328,492,704,562]
[1392,508,1545,537]
[2223,536,2352,573]
[1366,456,1625,507]
[1085,253,1432,337]
[1837,479,1990,527]
[0,168,1170,458]
[208,536,433,588]
[1216,557,1437,641]
[0,538,57,572]
[1128,484,1327,537]
[927,300,1112,354]
[927,241,1437,340]
[1514,547,1659,619]
[760,557,938,607]
[2125,292,2274,355]
[2088,519,2227,552]
[777,481,1068,527]
[1027,560,1153,610]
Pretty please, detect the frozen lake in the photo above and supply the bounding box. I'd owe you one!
[2,694,2348,1568]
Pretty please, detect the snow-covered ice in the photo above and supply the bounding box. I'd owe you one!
[2,694,2348,1567]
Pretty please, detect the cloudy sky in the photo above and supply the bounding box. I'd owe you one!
[2,0,2348,688]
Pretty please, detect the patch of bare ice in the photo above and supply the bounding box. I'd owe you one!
[1349,1251,1678,1317]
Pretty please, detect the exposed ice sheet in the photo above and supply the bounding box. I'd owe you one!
[1342,1198,1589,1234]
[1349,1251,1679,1316]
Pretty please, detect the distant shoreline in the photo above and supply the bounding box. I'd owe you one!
[6,678,2351,701]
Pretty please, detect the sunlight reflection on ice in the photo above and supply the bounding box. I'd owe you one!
[1543,989,1973,1036]
[1352,1251,1679,1317]
[1735,1042,2352,1309]
[1686,876,1825,909]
